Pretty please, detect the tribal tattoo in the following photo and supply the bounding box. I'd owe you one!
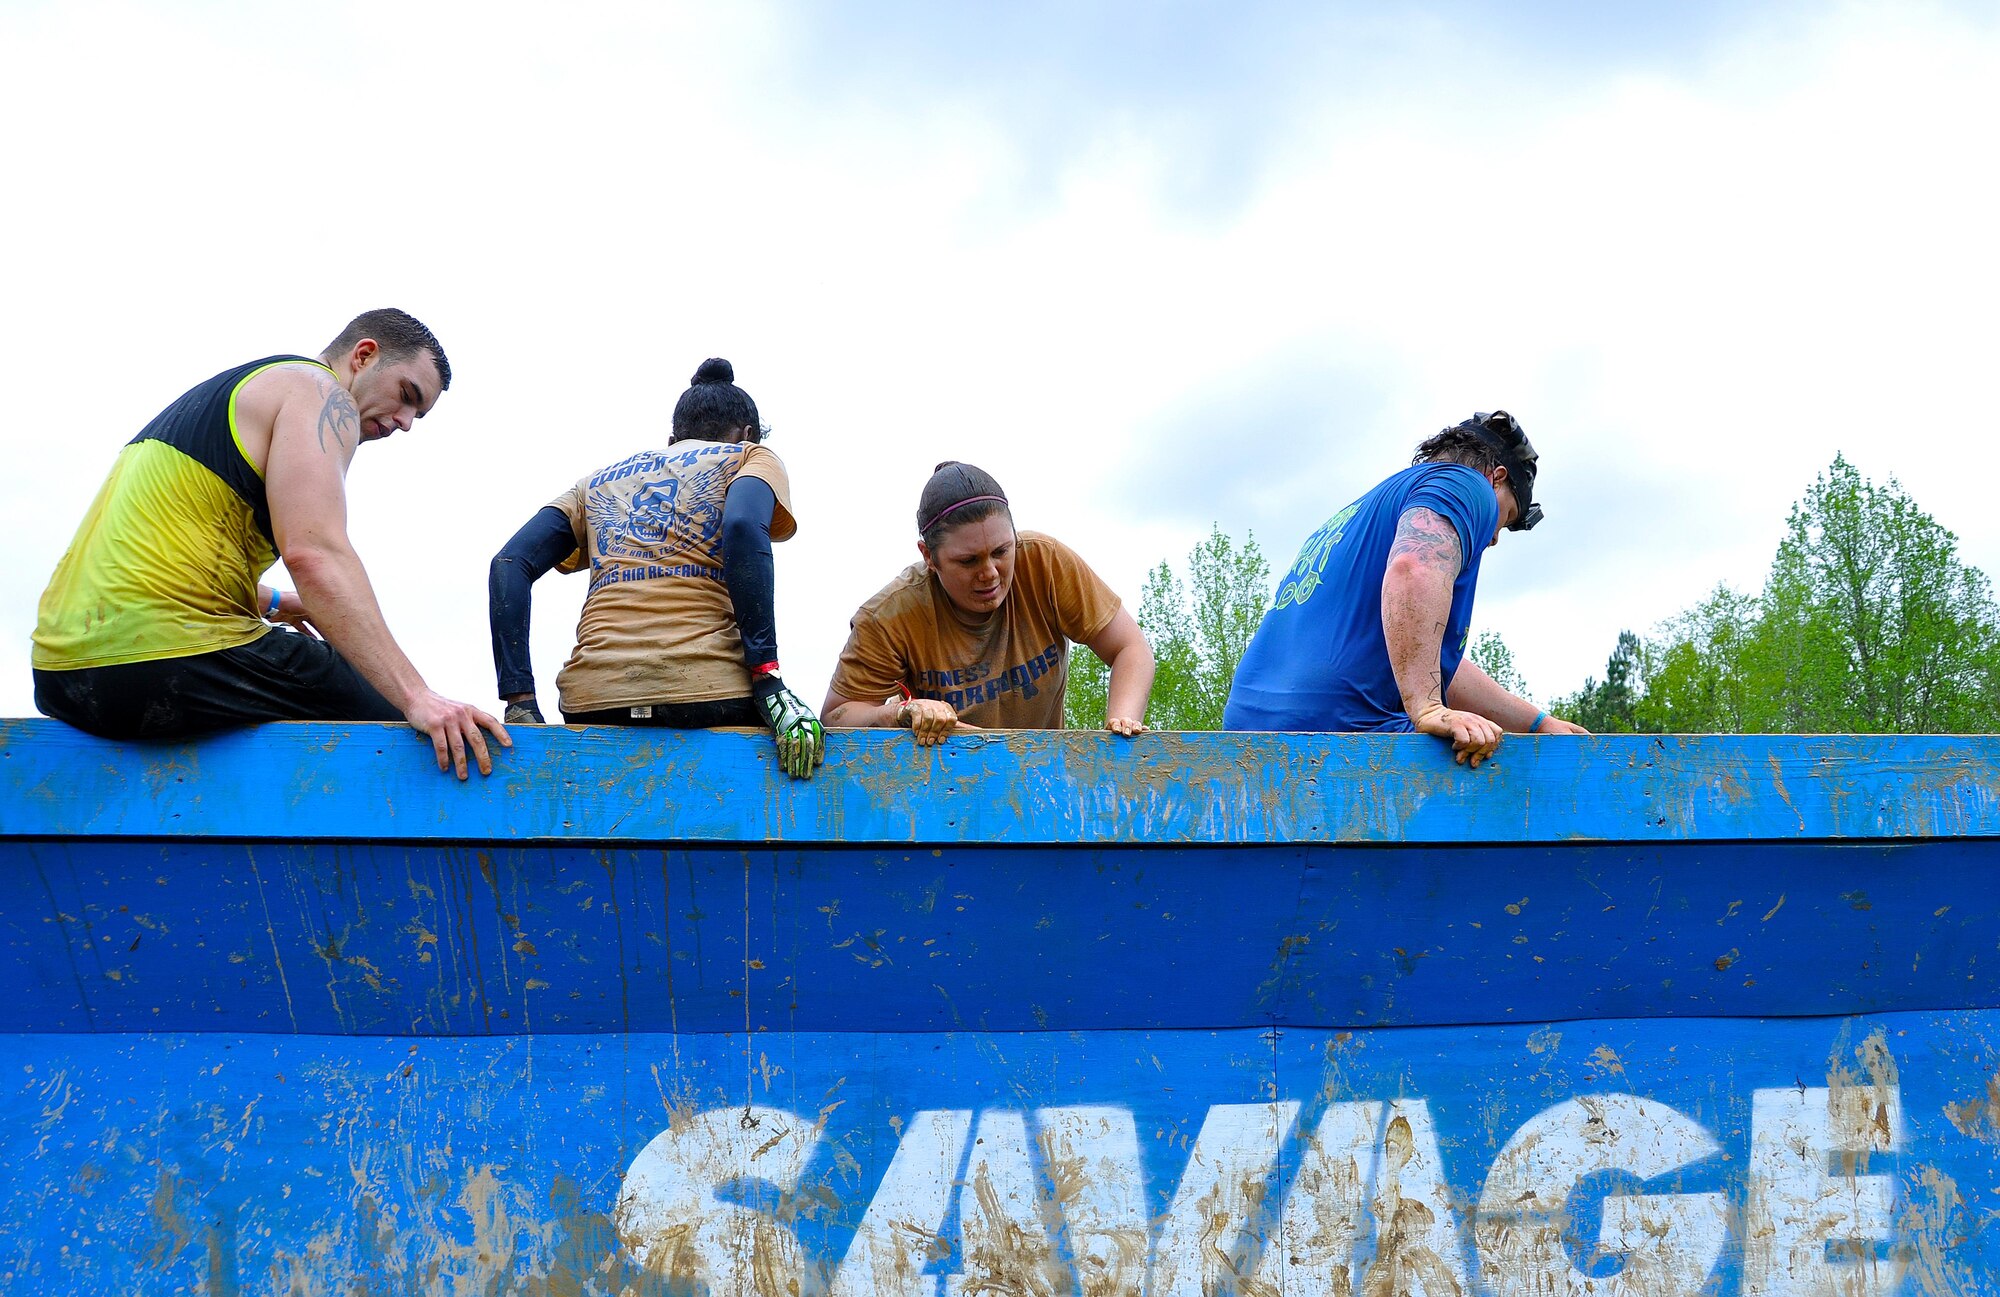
[1389,507,1463,575]
[315,378,361,453]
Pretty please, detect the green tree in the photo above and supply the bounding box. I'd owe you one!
[1630,588,1762,732]
[1468,630,1529,698]
[1553,629,1650,733]
[1066,525,1271,731]
[1623,455,2000,734]
[1755,454,2000,731]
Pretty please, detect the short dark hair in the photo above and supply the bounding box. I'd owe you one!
[918,461,1011,548]
[672,358,762,443]
[323,308,451,390]
[1412,427,1501,475]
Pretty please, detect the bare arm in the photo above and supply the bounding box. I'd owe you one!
[1444,658,1540,730]
[1448,659,1590,734]
[264,370,508,777]
[1380,507,1503,766]
[821,692,902,729]
[1083,606,1154,736]
[821,691,978,746]
[266,374,417,700]
[823,613,979,746]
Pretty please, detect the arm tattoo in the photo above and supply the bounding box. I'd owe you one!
[1388,507,1463,575]
[314,378,361,453]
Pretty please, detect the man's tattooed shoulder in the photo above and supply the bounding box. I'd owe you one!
[1389,506,1462,571]
[313,376,360,453]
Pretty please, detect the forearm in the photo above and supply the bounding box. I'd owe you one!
[1103,643,1154,723]
[823,697,905,728]
[287,546,426,711]
[1445,658,1542,730]
[1381,560,1454,719]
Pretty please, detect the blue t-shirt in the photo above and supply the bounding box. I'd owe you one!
[1224,462,1498,732]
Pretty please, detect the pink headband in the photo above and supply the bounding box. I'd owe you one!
[920,494,1008,534]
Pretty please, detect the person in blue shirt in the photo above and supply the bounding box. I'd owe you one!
[1224,411,1587,766]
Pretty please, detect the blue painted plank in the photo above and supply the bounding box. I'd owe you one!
[0,837,1990,1036]
[0,1013,1991,1293]
[6,720,2000,845]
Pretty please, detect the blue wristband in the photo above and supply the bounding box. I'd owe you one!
[1529,709,1549,733]
[266,588,282,618]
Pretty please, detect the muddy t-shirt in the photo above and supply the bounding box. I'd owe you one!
[551,440,795,712]
[830,532,1120,729]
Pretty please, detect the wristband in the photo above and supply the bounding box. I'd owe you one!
[266,588,282,618]
[1529,709,1549,733]
[750,661,782,679]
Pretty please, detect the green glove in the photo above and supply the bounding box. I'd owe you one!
[754,678,825,779]
[504,698,545,725]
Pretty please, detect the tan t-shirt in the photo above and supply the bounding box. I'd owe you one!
[551,440,796,712]
[829,531,1120,729]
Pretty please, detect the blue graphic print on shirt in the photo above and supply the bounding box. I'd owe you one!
[585,444,744,590]
[911,642,1065,711]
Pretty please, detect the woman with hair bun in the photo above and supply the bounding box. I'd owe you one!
[486,358,825,777]
[823,462,1154,745]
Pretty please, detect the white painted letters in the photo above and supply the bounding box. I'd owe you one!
[613,1104,822,1295]
[832,1109,972,1297]
[1475,1093,1727,1296]
[1743,1085,1904,1296]
[1037,1105,1148,1297]
[619,1080,1910,1294]
[946,1109,1067,1297]
[1149,1100,1301,1296]
[1266,1099,1473,1296]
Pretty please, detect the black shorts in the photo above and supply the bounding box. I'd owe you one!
[33,629,400,741]
[563,697,763,728]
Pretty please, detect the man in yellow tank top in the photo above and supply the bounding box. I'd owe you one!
[32,308,510,779]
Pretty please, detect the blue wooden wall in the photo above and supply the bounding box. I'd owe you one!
[0,719,1993,1294]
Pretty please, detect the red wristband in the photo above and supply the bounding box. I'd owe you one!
[751,661,782,679]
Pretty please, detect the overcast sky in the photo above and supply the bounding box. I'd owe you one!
[4,0,1998,718]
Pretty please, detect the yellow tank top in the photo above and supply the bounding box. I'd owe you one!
[32,356,326,670]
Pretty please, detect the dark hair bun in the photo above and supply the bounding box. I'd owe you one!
[933,460,960,473]
[692,358,735,386]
